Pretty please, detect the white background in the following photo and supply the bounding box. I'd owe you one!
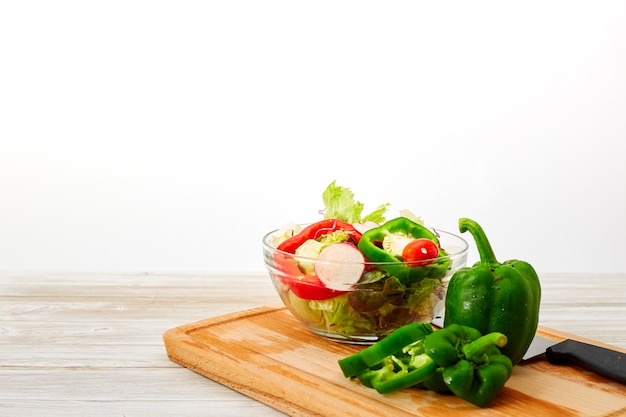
[1,1,625,274]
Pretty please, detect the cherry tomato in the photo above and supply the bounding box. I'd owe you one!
[402,238,439,266]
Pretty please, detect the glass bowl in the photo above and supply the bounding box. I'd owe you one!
[262,227,468,344]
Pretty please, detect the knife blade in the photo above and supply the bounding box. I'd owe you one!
[523,334,626,384]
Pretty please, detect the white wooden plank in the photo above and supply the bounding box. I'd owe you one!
[0,401,286,417]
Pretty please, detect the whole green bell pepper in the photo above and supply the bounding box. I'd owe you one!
[357,217,451,283]
[338,322,512,408]
[444,218,541,365]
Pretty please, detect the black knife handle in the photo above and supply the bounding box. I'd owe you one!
[546,339,626,384]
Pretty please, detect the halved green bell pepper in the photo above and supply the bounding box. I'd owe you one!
[424,324,512,408]
[357,217,451,284]
[444,218,542,365]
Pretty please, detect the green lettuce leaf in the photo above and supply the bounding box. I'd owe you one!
[322,180,389,224]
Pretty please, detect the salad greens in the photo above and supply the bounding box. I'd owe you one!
[322,180,390,224]
[271,180,451,338]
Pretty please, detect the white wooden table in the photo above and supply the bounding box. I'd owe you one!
[2,272,625,416]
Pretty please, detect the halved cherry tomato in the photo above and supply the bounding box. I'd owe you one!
[402,238,439,266]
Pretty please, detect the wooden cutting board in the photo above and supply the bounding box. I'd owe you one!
[163,305,626,417]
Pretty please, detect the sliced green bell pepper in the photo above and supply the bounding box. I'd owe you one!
[444,218,542,365]
[337,321,433,378]
[338,322,513,408]
[357,217,451,284]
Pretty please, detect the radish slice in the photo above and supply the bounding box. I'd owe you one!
[314,243,365,291]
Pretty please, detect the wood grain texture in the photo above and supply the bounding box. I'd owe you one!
[1,271,625,416]
[1,271,286,417]
[164,306,626,417]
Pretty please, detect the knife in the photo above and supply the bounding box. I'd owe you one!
[523,334,626,384]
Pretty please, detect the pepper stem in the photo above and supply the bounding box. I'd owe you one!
[461,332,508,364]
[458,218,499,267]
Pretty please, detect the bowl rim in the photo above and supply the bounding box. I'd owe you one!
[263,225,469,265]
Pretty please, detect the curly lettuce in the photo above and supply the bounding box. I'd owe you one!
[322,180,389,224]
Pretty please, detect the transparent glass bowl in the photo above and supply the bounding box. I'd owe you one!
[262,227,468,344]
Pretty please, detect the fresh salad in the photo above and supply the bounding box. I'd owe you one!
[267,181,454,338]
